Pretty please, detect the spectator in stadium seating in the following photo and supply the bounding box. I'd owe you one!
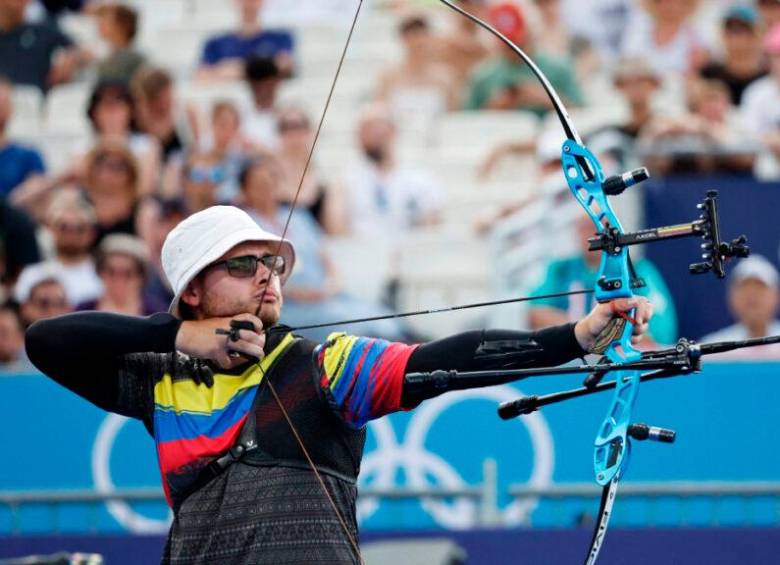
[132,66,198,162]
[93,2,146,85]
[559,0,639,65]
[344,103,443,237]
[0,77,46,199]
[14,262,71,327]
[0,199,40,291]
[196,0,294,83]
[586,57,661,171]
[39,0,86,20]
[699,5,767,105]
[0,0,87,92]
[240,155,406,342]
[479,55,661,187]
[620,0,707,76]
[0,301,28,370]
[242,55,282,149]
[204,100,261,202]
[43,189,102,305]
[82,141,140,241]
[700,255,780,358]
[433,0,490,94]
[275,105,344,235]
[179,151,224,213]
[528,215,677,347]
[758,0,780,35]
[741,23,780,179]
[76,80,160,195]
[639,76,755,175]
[464,2,583,116]
[532,0,573,59]
[135,197,186,314]
[76,233,163,315]
[376,13,458,115]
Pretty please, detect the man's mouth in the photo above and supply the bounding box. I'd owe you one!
[256,291,278,303]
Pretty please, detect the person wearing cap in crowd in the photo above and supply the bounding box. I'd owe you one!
[14,262,71,328]
[741,22,780,179]
[699,5,767,106]
[464,2,583,116]
[25,205,653,563]
[76,233,164,315]
[700,255,780,355]
[44,189,102,306]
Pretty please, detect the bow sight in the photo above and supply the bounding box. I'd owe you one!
[588,184,750,284]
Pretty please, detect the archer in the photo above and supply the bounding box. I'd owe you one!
[25,205,653,564]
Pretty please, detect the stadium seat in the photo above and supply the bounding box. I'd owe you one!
[140,25,213,77]
[43,82,92,136]
[10,85,43,121]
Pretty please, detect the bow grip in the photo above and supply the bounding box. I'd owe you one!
[561,140,634,302]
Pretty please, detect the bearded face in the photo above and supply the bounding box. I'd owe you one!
[183,241,284,329]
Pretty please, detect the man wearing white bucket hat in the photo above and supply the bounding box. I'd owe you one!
[26,205,652,564]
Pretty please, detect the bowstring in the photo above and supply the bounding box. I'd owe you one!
[270,288,595,333]
[253,2,367,562]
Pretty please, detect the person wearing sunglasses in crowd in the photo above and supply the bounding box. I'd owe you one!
[173,151,227,214]
[82,141,142,242]
[25,206,653,564]
[75,233,165,316]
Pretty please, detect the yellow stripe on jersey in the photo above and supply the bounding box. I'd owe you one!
[154,332,295,415]
[320,332,360,390]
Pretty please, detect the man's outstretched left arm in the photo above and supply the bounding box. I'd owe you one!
[316,297,653,427]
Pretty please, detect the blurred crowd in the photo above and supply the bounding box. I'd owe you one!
[1,0,780,371]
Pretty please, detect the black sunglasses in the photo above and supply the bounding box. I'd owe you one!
[210,254,286,278]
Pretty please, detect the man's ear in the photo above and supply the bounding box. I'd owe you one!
[180,279,202,309]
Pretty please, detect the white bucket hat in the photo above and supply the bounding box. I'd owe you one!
[161,206,295,317]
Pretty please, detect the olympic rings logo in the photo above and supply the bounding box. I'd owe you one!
[358,386,554,528]
[91,385,554,532]
[92,413,172,534]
